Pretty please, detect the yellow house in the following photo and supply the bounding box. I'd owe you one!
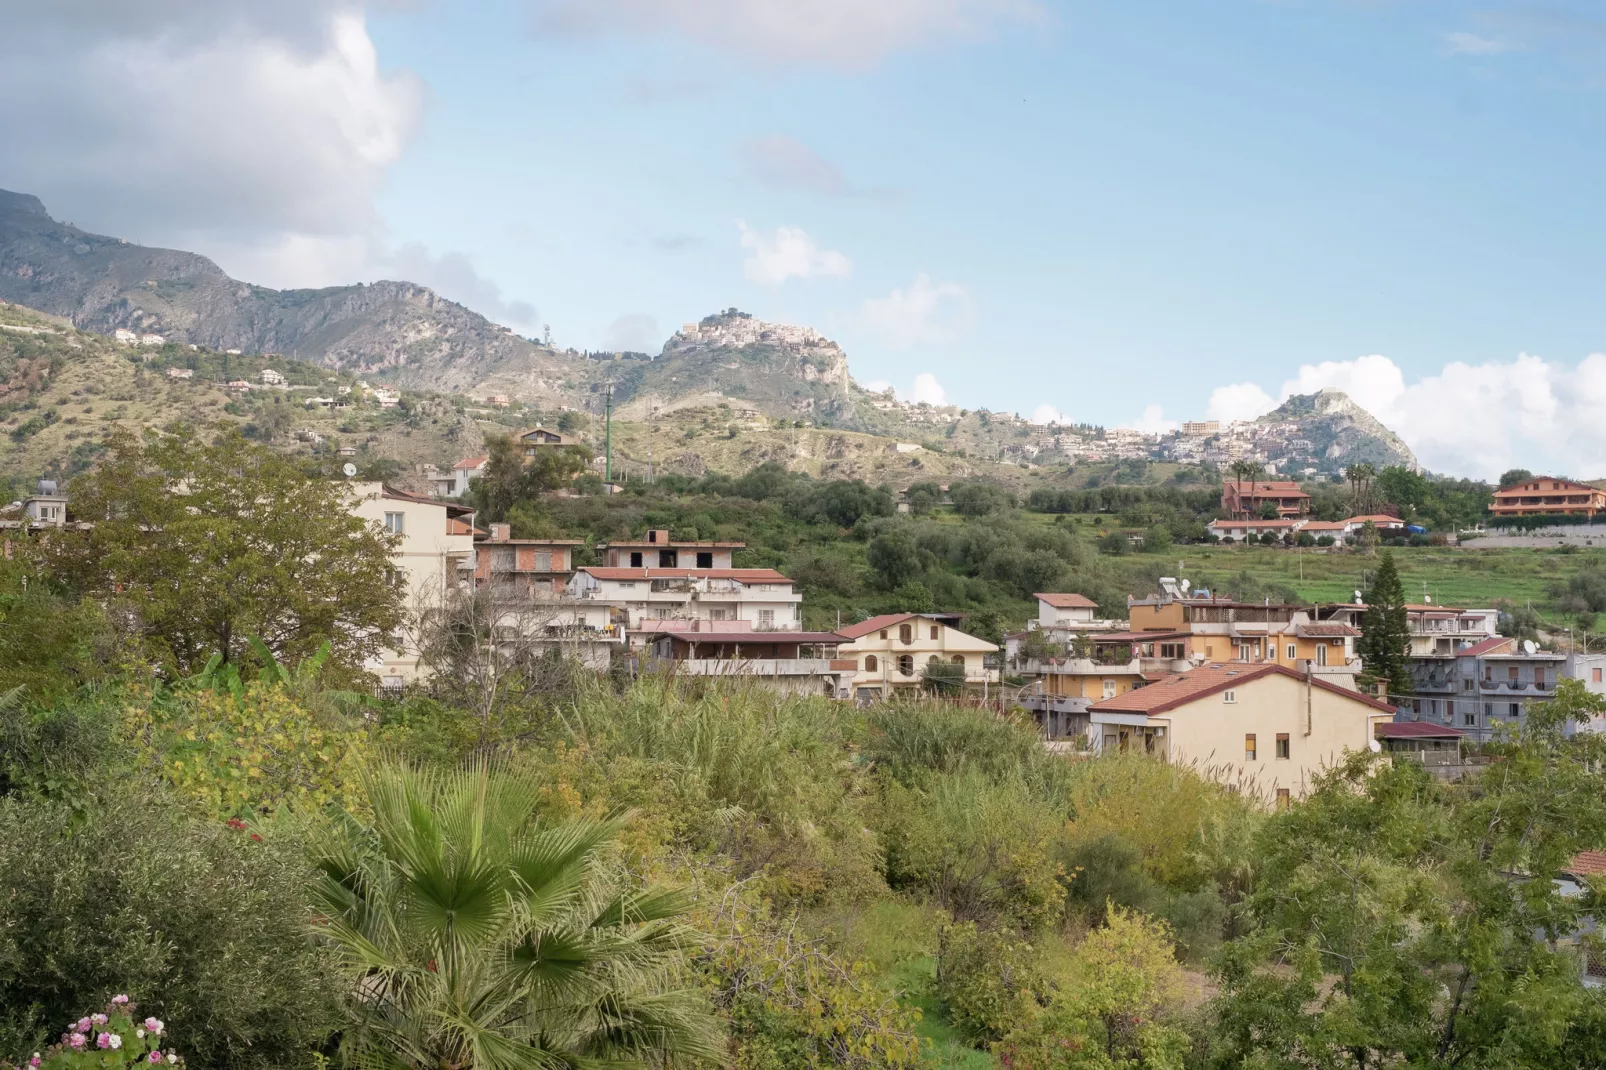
[1088,662,1395,805]
[1020,657,1148,741]
[837,613,998,702]
[1128,591,1359,683]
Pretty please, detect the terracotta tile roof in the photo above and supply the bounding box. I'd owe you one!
[1454,637,1515,658]
[1092,630,1192,642]
[453,456,488,469]
[836,613,917,639]
[1088,662,1396,716]
[1348,514,1405,525]
[1300,521,1349,532]
[1036,592,1099,609]
[1567,851,1606,877]
[1208,518,1305,529]
[1375,721,1464,739]
[1236,481,1309,496]
[579,567,793,583]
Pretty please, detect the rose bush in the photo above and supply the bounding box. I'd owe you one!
[7,997,183,1070]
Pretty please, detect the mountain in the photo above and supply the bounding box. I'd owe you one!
[1254,389,1418,471]
[0,189,584,403]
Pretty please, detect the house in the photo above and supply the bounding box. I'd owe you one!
[1032,592,1125,633]
[566,565,802,638]
[1299,520,1348,540]
[337,446,358,458]
[518,425,572,453]
[598,530,740,569]
[304,397,335,408]
[348,483,477,686]
[1344,514,1408,536]
[1491,477,1606,519]
[1087,662,1396,803]
[639,627,855,698]
[139,333,165,346]
[1401,636,1567,742]
[1403,604,1500,657]
[372,389,401,408]
[1128,581,1361,683]
[472,523,618,668]
[19,479,67,528]
[113,328,138,344]
[1374,721,1465,772]
[1017,655,1149,743]
[225,380,252,391]
[1207,517,1306,542]
[835,613,999,703]
[165,367,192,380]
[259,368,286,386]
[433,456,488,499]
[489,394,510,407]
[1220,479,1310,519]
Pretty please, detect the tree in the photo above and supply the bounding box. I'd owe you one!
[950,480,1014,517]
[1345,462,1378,516]
[45,428,402,674]
[1258,500,1281,521]
[905,480,944,516]
[470,434,591,521]
[868,525,924,589]
[1377,465,1431,519]
[1357,550,1413,700]
[1499,468,1535,490]
[312,760,721,1070]
[1209,683,1606,1070]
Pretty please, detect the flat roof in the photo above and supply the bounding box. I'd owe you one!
[641,629,846,644]
[579,567,792,582]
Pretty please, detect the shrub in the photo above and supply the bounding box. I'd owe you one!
[934,921,1046,1044]
[7,996,183,1070]
[0,791,340,1068]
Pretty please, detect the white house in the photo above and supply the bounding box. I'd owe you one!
[433,456,488,499]
[836,613,999,703]
[1031,592,1124,633]
[113,328,138,344]
[165,367,193,380]
[348,483,477,686]
[566,566,802,639]
[260,368,287,386]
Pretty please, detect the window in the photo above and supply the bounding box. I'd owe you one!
[1286,645,1296,660]
[865,655,878,671]
[383,511,404,534]
[928,654,941,667]
[1509,703,1520,719]
[1484,703,1492,718]
[1595,668,1603,684]
[1275,788,1291,811]
[629,551,643,567]
[758,609,775,627]
[898,654,915,676]
[1102,679,1117,699]
[879,630,888,639]
[952,654,964,664]
[618,581,636,589]
[1224,690,1237,704]
[535,552,551,571]
[1160,643,1184,659]
[1245,734,1257,761]
[930,625,940,640]
[696,551,713,568]
[1464,711,1477,726]
[1463,678,1474,691]
[899,623,913,644]
[492,548,515,570]
[1237,643,1254,662]
[1509,666,1519,682]
[1275,733,1290,759]
[658,550,678,567]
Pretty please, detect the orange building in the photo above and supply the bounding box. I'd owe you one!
[1490,477,1606,519]
[1220,480,1310,519]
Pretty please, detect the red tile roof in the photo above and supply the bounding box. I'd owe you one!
[1036,592,1099,609]
[1375,721,1464,739]
[1348,514,1405,525]
[1454,637,1515,658]
[1235,481,1309,496]
[641,629,846,644]
[1088,662,1396,716]
[1208,518,1305,529]
[837,613,918,639]
[1567,851,1606,877]
[454,456,488,469]
[579,567,792,583]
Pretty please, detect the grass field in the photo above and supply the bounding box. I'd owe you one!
[1143,543,1589,613]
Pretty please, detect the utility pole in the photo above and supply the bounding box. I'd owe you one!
[604,381,613,485]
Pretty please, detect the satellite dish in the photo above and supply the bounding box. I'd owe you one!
[342,463,357,478]
[1180,579,1191,593]
[1523,639,1538,655]
[1354,589,1364,604]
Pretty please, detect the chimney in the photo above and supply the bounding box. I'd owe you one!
[490,523,511,541]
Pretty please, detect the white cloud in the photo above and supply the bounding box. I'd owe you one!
[0,5,540,325]
[530,0,1045,67]
[1128,404,1177,435]
[1031,403,1072,426]
[1204,382,1276,424]
[601,313,661,353]
[1208,352,1606,479]
[911,372,947,405]
[737,221,852,285]
[1447,31,1513,56]
[860,273,974,347]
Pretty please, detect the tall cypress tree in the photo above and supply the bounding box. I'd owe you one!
[1358,550,1413,703]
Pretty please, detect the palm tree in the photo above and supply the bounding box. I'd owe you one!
[1346,463,1377,516]
[313,760,721,1070]
[1227,460,1263,518]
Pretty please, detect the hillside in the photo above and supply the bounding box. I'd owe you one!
[0,189,585,403]
[1254,389,1417,470]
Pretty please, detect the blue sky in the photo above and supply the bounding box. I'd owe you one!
[5,0,1606,476]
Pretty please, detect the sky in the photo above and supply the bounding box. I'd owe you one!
[3,1,1606,479]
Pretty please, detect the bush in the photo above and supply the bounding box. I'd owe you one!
[934,921,1046,1043]
[0,791,340,1068]
[9,996,183,1070]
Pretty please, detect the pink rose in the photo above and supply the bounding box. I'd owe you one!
[75,1019,91,1033]
[67,1035,86,1051]
[96,1033,112,1050]
[91,1014,108,1026]
[148,1053,163,1064]
[112,995,130,1005]
[144,1019,163,1036]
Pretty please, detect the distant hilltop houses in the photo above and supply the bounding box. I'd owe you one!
[671,312,832,350]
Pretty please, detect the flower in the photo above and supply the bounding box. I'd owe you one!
[225,818,246,830]
[91,1014,108,1025]
[112,995,130,1005]
[167,1055,178,1064]
[96,1033,112,1049]
[144,1019,164,1036]
[31,1054,41,1067]
[75,1019,91,1033]
[136,1029,145,1039]
[148,1053,163,1065]
[67,1035,86,1051]
[108,1035,123,1051]
[249,833,262,842]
